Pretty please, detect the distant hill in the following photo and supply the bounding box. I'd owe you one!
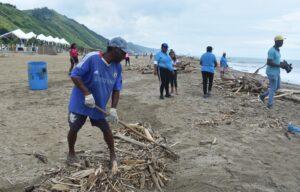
[0,3,157,53]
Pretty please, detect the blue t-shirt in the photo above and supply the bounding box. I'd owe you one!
[69,51,122,120]
[220,56,228,68]
[200,52,217,73]
[154,51,174,71]
[266,47,281,75]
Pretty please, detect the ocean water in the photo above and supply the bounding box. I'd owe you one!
[227,57,300,85]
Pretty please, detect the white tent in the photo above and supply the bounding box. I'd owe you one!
[45,35,55,43]
[0,29,28,40]
[37,34,47,41]
[25,32,36,39]
[60,38,70,45]
[53,37,61,44]
[1,29,71,46]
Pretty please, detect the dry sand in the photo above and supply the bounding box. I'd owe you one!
[0,53,300,192]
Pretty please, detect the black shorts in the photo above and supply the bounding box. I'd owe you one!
[70,57,79,64]
[68,112,109,132]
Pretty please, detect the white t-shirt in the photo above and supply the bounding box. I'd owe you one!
[172,59,179,70]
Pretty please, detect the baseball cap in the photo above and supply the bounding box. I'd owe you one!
[274,35,285,41]
[108,37,129,53]
[161,43,168,48]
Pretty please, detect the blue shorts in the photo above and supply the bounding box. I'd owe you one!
[68,112,109,132]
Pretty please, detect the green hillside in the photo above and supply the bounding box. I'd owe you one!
[0,3,157,53]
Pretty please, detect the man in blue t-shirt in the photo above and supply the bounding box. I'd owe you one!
[259,35,285,109]
[67,37,128,174]
[200,46,218,98]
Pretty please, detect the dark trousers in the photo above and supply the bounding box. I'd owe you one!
[157,67,171,96]
[170,70,177,88]
[125,58,130,66]
[202,71,214,94]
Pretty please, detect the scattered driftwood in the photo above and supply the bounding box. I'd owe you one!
[32,121,175,191]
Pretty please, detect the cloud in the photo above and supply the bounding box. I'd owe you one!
[252,10,300,33]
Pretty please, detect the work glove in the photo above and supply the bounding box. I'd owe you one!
[84,94,95,108]
[106,108,119,125]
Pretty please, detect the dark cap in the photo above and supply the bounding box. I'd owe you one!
[161,43,168,49]
[108,37,129,53]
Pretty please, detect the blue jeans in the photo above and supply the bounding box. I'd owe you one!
[262,74,280,106]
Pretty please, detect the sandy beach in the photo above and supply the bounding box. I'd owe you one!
[1,53,300,192]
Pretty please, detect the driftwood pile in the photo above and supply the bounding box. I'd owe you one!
[124,58,199,74]
[28,122,177,192]
[218,74,268,94]
[216,73,300,103]
[124,64,154,74]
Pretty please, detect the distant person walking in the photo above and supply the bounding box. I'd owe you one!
[125,53,130,66]
[200,46,217,98]
[220,52,228,78]
[69,43,79,75]
[154,43,174,99]
[67,37,128,174]
[259,35,286,109]
[169,49,179,95]
[150,53,153,60]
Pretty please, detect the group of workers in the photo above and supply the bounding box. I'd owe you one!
[66,35,287,174]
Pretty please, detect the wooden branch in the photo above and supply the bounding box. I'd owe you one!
[114,133,148,148]
[149,164,163,192]
[144,128,155,142]
[71,168,95,179]
[234,85,243,94]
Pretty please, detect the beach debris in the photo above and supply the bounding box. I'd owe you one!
[199,137,217,145]
[33,152,48,164]
[216,72,300,104]
[32,122,176,191]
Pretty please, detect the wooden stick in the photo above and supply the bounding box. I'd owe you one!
[278,89,300,94]
[95,105,179,160]
[114,133,148,148]
[50,178,81,187]
[148,164,163,192]
[265,93,292,99]
[253,64,266,74]
[234,85,243,94]
[144,128,154,142]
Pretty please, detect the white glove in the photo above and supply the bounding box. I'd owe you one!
[105,108,119,125]
[84,94,95,108]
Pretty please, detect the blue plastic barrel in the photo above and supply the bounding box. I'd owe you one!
[27,61,48,90]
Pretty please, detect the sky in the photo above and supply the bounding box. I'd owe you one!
[1,0,300,59]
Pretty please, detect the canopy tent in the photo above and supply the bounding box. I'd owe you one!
[0,29,28,40]
[53,37,61,44]
[25,32,36,39]
[45,35,55,43]
[1,29,70,46]
[36,34,47,41]
[60,38,70,45]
